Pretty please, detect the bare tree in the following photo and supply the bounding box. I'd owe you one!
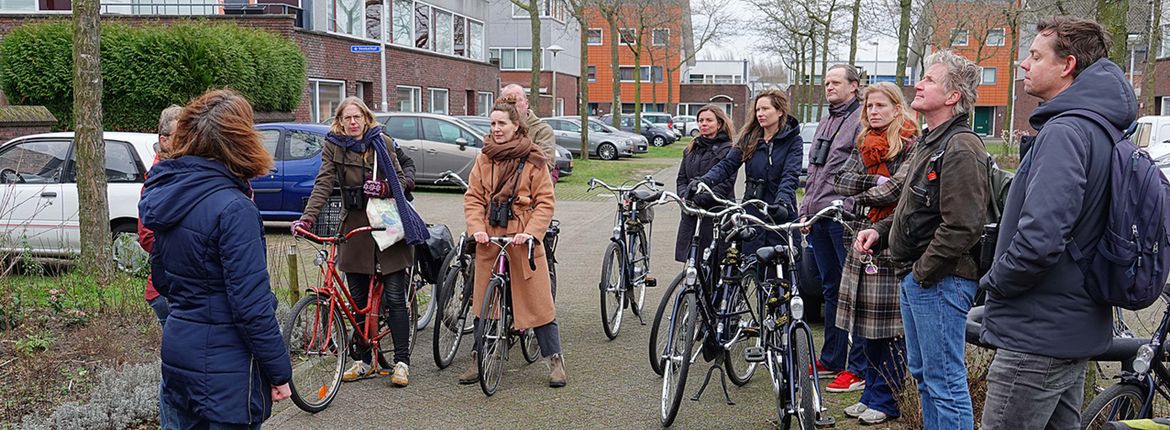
[510,0,544,112]
[73,0,113,281]
[568,0,592,159]
[617,0,675,133]
[1141,0,1163,116]
[1098,0,1131,65]
[645,0,738,114]
[849,0,863,63]
[597,0,624,127]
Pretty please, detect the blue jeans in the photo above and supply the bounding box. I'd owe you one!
[159,398,260,430]
[148,296,170,327]
[900,274,977,430]
[808,220,865,374]
[859,336,906,417]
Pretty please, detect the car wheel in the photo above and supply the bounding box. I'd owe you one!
[652,136,666,147]
[598,143,618,161]
[689,129,699,137]
[112,222,149,276]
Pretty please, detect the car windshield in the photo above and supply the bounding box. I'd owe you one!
[458,118,490,136]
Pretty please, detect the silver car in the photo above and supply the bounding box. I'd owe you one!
[545,117,634,160]
[576,117,650,153]
[375,112,483,182]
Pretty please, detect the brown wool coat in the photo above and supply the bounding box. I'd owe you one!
[464,151,556,329]
[301,142,414,275]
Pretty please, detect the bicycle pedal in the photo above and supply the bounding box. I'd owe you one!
[645,277,658,287]
[743,347,765,363]
[815,416,836,428]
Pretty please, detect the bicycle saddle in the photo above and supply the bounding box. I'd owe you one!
[755,244,792,265]
[630,189,662,202]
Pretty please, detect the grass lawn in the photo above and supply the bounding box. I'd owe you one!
[642,137,688,159]
[556,157,677,201]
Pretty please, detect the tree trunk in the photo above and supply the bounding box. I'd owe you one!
[1004,6,1021,137]
[666,67,675,116]
[1097,0,1131,67]
[577,2,590,160]
[819,15,831,122]
[849,0,861,64]
[634,47,642,134]
[528,0,542,113]
[73,0,113,282]
[807,33,817,122]
[1141,0,1161,116]
[609,15,621,126]
[896,0,913,87]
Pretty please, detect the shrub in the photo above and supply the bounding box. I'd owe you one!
[17,361,162,430]
[0,21,306,132]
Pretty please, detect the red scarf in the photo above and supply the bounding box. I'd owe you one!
[859,118,916,222]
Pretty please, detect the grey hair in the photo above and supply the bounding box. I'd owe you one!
[158,104,183,135]
[501,83,525,98]
[924,50,980,116]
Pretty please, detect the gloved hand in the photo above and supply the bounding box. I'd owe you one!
[686,178,708,199]
[363,179,390,198]
[290,219,313,236]
[767,203,790,221]
[403,177,416,192]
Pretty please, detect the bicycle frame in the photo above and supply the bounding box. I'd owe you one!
[589,176,662,292]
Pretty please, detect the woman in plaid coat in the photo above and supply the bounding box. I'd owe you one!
[831,82,919,424]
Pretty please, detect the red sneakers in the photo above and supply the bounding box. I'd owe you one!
[825,370,865,393]
[814,360,838,378]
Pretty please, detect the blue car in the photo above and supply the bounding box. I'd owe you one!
[250,123,330,221]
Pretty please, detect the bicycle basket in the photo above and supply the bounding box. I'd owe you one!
[415,224,454,284]
[305,194,344,237]
[636,204,654,224]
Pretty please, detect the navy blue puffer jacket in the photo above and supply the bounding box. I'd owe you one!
[139,156,291,425]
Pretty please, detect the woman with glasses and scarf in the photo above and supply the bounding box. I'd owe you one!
[293,96,429,387]
[459,99,566,388]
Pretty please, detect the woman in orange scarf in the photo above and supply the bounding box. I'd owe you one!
[832,82,920,424]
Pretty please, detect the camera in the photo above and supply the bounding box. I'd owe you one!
[341,185,367,210]
[809,137,832,166]
[744,178,767,200]
[489,199,514,228]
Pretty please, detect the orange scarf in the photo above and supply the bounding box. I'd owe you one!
[859,118,916,222]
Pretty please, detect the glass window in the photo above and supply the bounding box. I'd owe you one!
[421,118,471,145]
[951,29,969,47]
[454,16,466,56]
[311,80,345,124]
[516,49,532,69]
[652,28,669,46]
[587,28,603,45]
[434,9,453,54]
[365,4,381,40]
[652,66,664,82]
[429,88,449,115]
[986,28,1005,47]
[100,142,144,183]
[327,0,363,37]
[619,28,635,45]
[415,3,430,49]
[477,92,494,116]
[587,65,596,82]
[512,3,529,17]
[384,116,420,140]
[259,129,281,159]
[501,49,516,69]
[0,139,70,184]
[469,20,484,60]
[0,0,36,10]
[559,119,579,132]
[1135,123,1153,148]
[288,130,324,160]
[396,86,421,112]
[619,67,634,81]
[980,67,997,85]
[391,0,412,46]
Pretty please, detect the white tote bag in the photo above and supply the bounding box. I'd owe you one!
[365,152,406,250]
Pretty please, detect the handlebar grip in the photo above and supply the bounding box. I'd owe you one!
[653,181,665,187]
[839,210,860,222]
[527,241,536,271]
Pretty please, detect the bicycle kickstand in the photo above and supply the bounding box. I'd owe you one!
[690,356,735,405]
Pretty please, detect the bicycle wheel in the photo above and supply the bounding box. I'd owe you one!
[414,259,436,331]
[661,292,697,427]
[649,272,685,376]
[432,257,473,369]
[785,324,819,430]
[1080,383,1149,429]
[285,294,347,413]
[477,279,508,396]
[521,327,541,363]
[599,242,626,340]
[725,269,761,387]
[628,229,649,316]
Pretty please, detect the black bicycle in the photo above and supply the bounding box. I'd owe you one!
[1080,290,1170,429]
[588,176,663,340]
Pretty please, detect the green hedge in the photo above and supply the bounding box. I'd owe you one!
[0,21,306,132]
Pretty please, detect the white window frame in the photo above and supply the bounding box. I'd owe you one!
[511,0,566,23]
[951,28,969,47]
[586,28,603,46]
[382,0,485,62]
[477,91,495,116]
[310,79,347,123]
[396,85,422,113]
[587,65,597,82]
[651,28,669,46]
[489,47,536,71]
[429,88,449,114]
[986,28,1006,47]
[390,0,413,46]
[980,67,997,85]
[432,6,455,55]
[1161,97,1170,116]
[555,98,564,117]
[468,18,485,60]
[618,65,663,83]
[619,28,636,45]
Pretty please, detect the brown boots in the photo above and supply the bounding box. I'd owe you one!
[458,351,479,384]
[548,353,567,388]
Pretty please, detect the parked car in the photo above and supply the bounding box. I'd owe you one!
[599,114,678,147]
[455,115,574,177]
[641,112,681,138]
[545,117,635,160]
[579,117,649,153]
[1136,115,1170,159]
[374,112,483,184]
[673,115,699,137]
[0,132,155,269]
[799,122,818,178]
[249,123,329,221]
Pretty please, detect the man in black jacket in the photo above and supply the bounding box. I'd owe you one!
[979,17,1134,429]
[854,50,987,430]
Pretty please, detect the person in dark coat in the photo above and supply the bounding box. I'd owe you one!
[693,89,803,256]
[674,104,736,262]
[139,89,292,429]
[293,96,429,387]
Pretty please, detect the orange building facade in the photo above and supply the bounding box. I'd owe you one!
[929,0,1018,136]
[583,4,685,115]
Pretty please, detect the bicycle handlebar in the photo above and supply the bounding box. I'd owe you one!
[652,191,751,219]
[691,182,770,213]
[436,170,470,191]
[731,201,849,233]
[587,175,663,194]
[481,235,537,271]
[293,225,388,244]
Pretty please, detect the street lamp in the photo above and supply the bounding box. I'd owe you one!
[869,41,879,84]
[548,44,564,116]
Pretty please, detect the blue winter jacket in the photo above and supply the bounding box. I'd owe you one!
[979,59,1136,359]
[699,115,803,254]
[139,156,292,425]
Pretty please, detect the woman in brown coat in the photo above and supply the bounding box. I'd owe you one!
[458,99,566,388]
[831,82,919,424]
[294,96,429,387]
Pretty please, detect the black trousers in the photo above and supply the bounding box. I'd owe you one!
[346,270,411,366]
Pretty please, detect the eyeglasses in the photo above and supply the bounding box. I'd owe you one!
[342,115,364,123]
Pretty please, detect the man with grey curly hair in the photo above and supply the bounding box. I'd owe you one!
[854,49,988,430]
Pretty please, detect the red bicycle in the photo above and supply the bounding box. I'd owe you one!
[284,225,419,413]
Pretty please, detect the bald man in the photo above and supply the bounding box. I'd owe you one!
[500,84,557,179]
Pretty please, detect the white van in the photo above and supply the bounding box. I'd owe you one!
[1136,116,1170,159]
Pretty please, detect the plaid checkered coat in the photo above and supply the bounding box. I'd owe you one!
[833,139,915,339]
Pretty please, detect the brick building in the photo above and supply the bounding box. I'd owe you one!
[485,0,581,117]
[928,0,1017,136]
[0,0,500,124]
[678,60,751,120]
[583,1,686,115]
